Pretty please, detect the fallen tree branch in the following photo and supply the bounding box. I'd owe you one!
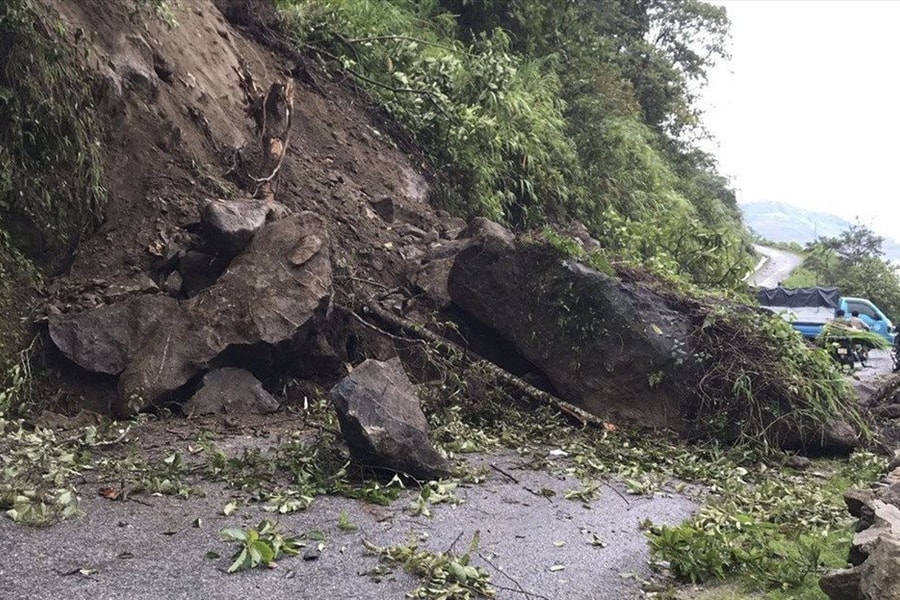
[336,304,424,346]
[363,300,608,429]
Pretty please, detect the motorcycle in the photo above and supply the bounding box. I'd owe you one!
[828,336,860,370]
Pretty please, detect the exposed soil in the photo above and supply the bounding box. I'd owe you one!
[7,5,898,600]
[35,0,463,414]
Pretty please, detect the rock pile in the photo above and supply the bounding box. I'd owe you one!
[48,203,332,417]
[821,461,900,599]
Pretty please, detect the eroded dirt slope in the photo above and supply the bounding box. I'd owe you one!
[39,0,458,411]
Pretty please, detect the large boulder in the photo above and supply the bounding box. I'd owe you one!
[48,295,177,375]
[447,220,696,431]
[117,212,331,415]
[858,535,900,600]
[330,358,450,481]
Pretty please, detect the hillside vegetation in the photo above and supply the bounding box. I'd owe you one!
[0,3,889,598]
[275,0,753,288]
[0,0,755,365]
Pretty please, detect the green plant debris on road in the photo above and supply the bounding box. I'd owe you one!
[0,378,886,597]
[364,534,495,600]
[219,519,303,572]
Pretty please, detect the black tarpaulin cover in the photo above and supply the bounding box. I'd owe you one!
[756,286,840,308]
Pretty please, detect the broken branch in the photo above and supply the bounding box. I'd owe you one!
[363,300,608,429]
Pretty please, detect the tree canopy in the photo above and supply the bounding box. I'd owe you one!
[799,224,900,320]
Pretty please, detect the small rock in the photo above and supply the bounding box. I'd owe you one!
[288,234,323,266]
[844,488,876,518]
[182,368,279,416]
[368,196,394,223]
[820,565,861,600]
[888,450,900,472]
[302,547,321,562]
[200,199,289,256]
[163,271,183,296]
[786,454,812,470]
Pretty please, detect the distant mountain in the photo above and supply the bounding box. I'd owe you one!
[740,201,900,262]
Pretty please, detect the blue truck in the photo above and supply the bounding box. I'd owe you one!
[757,286,896,344]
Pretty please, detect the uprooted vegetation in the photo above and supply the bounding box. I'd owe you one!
[0,1,892,599]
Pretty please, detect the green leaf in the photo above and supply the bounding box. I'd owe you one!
[219,528,246,542]
[228,548,249,573]
[253,540,275,565]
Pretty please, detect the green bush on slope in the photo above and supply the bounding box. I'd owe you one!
[275,0,753,290]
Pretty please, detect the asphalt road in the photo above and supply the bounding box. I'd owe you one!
[747,244,804,288]
[0,451,697,600]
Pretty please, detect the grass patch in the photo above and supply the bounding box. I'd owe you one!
[1,0,106,268]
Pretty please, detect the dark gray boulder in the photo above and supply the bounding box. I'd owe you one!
[201,198,290,255]
[447,220,695,431]
[48,295,177,375]
[330,358,450,480]
[820,566,862,600]
[118,212,331,416]
[182,367,279,416]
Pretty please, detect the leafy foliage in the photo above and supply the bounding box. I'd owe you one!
[130,0,178,27]
[816,322,891,350]
[277,1,579,227]
[647,451,885,592]
[0,0,106,267]
[0,0,106,371]
[0,401,131,526]
[275,0,753,289]
[688,307,867,446]
[219,519,302,572]
[364,534,495,599]
[799,223,900,319]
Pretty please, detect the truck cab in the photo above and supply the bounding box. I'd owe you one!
[756,286,896,345]
[841,297,895,343]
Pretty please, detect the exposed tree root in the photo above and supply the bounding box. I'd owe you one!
[234,64,295,202]
[362,300,608,429]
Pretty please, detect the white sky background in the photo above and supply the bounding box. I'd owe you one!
[700,0,900,239]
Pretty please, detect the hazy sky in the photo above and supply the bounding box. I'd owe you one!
[700,1,900,238]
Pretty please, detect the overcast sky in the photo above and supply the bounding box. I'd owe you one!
[700,0,900,239]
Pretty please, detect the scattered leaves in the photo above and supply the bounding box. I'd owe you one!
[364,534,495,599]
[219,520,302,573]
